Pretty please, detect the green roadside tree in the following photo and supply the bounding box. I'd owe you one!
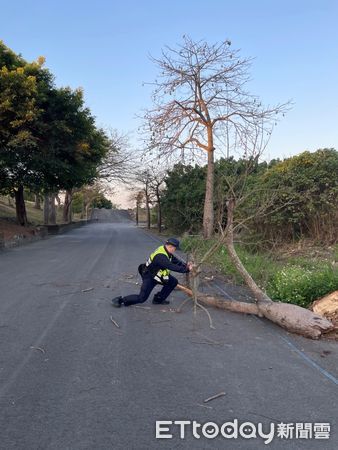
[72,186,113,216]
[38,86,109,191]
[38,86,110,225]
[260,148,338,242]
[0,42,53,224]
[161,163,206,233]
[0,42,109,225]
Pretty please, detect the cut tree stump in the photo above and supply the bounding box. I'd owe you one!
[311,291,338,340]
[311,291,338,316]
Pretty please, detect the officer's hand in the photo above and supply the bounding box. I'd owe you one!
[187,262,194,271]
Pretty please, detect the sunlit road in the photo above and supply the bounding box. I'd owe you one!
[0,210,337,449]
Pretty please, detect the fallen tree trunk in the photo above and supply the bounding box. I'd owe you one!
[176,284,334,339]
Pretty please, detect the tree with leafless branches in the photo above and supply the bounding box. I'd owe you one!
[98,129,139,184]
[129,162,167,231]
[133,190,144,226]
[132,169,153,229]
[148,167,166,232]
[143,35,290,238]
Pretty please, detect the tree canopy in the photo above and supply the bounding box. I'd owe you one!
[160,149,338,244]
[0,41,110,224]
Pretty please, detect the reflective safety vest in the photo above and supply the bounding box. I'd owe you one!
[145,245,172,284]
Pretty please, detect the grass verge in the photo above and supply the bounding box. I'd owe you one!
[181,235,338,308]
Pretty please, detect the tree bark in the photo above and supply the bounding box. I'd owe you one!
[156,186,162,233]
[55,194,61,207]
[203,147,215,239]
[63,190,73,223]
[14,185,28,226]
[86,204,90,220]
[146,197,151,229]
[80,197,85,219]
[225,198,271,303]
[34,194,41,210]
[49,193,56,225]
[136,200,139,226]
[176,285,334,339]
[43,194,49,225]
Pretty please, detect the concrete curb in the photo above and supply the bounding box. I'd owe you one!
[43,220,91,235]
[1,220,92,250]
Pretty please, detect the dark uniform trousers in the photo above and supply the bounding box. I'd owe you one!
[123,273,178,306]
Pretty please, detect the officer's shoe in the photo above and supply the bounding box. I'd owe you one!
[152,295,170,305]
[112,296,124,307]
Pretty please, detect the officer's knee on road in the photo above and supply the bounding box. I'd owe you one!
[171,277,178,287]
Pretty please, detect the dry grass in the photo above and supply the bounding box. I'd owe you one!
[0,196,82,241]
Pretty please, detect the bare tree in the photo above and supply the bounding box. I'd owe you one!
[129,163,167,231]
[135,191,144,226]
[59,130,136,224]
[149,167,166,232]
[144,36,289,238]
[133,170,153,229]
[98,129,139,183]
[128,190,145,226]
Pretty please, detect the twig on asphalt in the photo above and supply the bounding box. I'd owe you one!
[110,316,120,328]
[123,274,135,279]
[190,340,223,347]
[132,305,151,310]
[30,346,46,354]
[48,291,78,298]
[195,332,221,345]
[175,287,215,329]
[82,287,94,292]
[197,403,213,409]
[196,301,215,329]
[119,279,139,285]
[204,391,226,403]
[176,297,191,313]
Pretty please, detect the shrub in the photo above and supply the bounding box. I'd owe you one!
[267,265,338,308]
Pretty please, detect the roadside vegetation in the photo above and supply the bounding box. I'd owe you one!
[0,195,82,225]
[135,148,338,309]
[182,235,338,308]
[159,149,338,309]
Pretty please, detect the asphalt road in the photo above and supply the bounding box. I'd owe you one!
[0,210,337,449]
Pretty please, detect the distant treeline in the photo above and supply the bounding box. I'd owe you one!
[161,149,338,245]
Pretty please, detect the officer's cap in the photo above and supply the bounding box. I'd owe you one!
[165,237,180,248]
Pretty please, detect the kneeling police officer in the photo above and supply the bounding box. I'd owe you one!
[112,238,192,307]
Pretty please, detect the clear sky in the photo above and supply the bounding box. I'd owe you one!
[2,0,338,164]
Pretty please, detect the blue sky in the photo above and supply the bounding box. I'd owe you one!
[2,0,338,162]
